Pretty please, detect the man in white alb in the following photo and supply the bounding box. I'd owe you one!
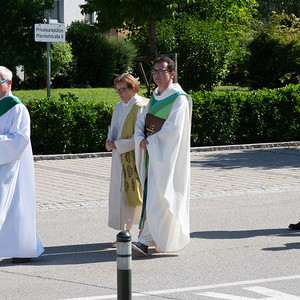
[133,56,192,255]
[0,66,44,263]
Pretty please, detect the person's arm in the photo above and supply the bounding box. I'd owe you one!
[134,104,148,150]
[0,104,30,165]
[106,139,116,150]
[115,105,145,154]
[105,104,118,151]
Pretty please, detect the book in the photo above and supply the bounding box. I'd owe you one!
[144,113,166,137]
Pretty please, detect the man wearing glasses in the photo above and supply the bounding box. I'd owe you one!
[133,56,192,255]
[0,66,44,263]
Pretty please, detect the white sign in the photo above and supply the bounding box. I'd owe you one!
[34,23,65,43]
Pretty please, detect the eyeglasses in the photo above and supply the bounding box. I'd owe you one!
[0,80,8,83]
[115,87,128,94]
[151,69,169,75]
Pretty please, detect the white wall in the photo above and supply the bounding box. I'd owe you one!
[50,0,94,27]
[63,0,87,27]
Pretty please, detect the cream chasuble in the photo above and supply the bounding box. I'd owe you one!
[135,83,192,252]
[107,94,146,230]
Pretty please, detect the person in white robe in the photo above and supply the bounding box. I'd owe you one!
[0,66,44,263]
[133,56,192,255]
[106,73,147,247]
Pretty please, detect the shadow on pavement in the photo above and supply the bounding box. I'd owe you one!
[191,228,300,240]
[191,148,300,170]
[262,242,300,251]
[36,243,115,265]
[0,243,178,266]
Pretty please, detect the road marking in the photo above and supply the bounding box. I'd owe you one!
[197,286,300,299]
[60,274,300,300]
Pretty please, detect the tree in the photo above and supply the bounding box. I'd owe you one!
[66,21,116,87]
[130,14,232,91]
[80,0,191,55]
[33,42,74,88]
[177,0,258,24]
[246,13,300,89]
[0,0,54,79]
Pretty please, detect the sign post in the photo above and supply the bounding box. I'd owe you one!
[34,21,65,99]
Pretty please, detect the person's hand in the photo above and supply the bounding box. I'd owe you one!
[106,139,116,149]
[140,139,148,150]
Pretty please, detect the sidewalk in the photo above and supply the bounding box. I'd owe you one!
[34,141,300,211]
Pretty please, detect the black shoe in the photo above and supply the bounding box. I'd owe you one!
[12,257,32,263]
[288,221,300,230]
[132,242,148,256]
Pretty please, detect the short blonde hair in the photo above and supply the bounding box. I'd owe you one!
[114,73,139,93]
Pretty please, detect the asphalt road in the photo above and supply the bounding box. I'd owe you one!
[1,144,300,300]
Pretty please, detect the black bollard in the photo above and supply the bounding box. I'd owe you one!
[117,231,132,300]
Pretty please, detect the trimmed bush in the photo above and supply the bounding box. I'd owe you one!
[26,84,300,155]
[191,84,300,146]
[27,93,113,154]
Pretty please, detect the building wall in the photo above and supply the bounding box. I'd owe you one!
[63,0,90,27]
[50,0,94,27]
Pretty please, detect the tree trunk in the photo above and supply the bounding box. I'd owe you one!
[149,18,157,55]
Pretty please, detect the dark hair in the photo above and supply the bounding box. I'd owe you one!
[113,73,139,93]
[153,56,175,72]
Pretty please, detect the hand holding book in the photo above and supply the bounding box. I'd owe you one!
[144,113,166,137]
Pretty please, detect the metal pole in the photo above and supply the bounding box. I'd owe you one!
[47,17,51,99]
[117,231,132,300]
[174,53,178,83]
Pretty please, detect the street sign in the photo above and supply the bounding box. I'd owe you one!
[34,23,65,43]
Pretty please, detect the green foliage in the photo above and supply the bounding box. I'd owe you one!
[81,0,180,32]
[27,93,113,154]
[24,84,300,155]
[66,21,116,87]
[130,15,233,91]
[191,90,241,145]
[191,84,300,146]
[66,22,137,87]
[35,42,74,82]
[107,36,137,77]
[175,16,231,91]
[0,0,54,78]
[246,13,300,89]
[81,0,188,55]
[177,0,258,25]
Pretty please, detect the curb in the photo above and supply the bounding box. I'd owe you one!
[190,141,300,152]
[33,141,300,161]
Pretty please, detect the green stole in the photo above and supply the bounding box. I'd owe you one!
[0,96,22,117]
[148,91,186,118]
[139,90,187,228]
[120,103,143,207]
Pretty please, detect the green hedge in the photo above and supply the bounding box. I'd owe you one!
[27,93,113,155]
[26,85,300,155]
[191,84,300,146]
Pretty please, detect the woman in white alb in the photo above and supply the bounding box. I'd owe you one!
[106,73,147,247]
